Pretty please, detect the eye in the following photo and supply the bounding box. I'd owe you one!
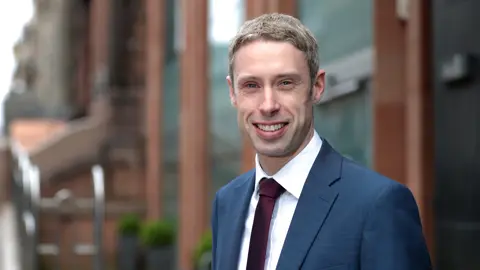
[245,82,259,88]
[278,80,295,90]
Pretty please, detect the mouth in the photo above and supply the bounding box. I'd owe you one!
[252,122,289,140]
[254,123,288,132]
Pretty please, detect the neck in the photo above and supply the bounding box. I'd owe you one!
[258,127,315,176]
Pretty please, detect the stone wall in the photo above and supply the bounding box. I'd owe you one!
[34,0,80,118]
[0,139,11,203]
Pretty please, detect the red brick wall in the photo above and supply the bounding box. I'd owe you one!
[40,165,145,269]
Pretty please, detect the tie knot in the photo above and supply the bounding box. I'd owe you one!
[259,178,285,199]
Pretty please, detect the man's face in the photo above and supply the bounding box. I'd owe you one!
[227,40,325,158]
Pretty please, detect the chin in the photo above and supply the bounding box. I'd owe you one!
[254,144,291,158]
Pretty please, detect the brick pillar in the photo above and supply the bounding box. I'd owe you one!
[266,0,297,15]
[241,0,297,172]
[404,0,434,259]
[89,0,111,85]
[88,0,113,199]
[373,0,406,183]
[373,0,434,258]
[178,0,209,268]
[145,0,166,220]
[76,2,91,114]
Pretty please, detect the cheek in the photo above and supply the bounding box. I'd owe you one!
[300,105,312,117]
[299,106,314,124]
[288,105,313,127]
[241,109,254,124]
[236,98,258,120]
[283,99,307,119]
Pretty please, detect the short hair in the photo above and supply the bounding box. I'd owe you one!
[228,13,319,85]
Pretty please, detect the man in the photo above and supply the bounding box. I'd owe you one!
[211,13,431,270]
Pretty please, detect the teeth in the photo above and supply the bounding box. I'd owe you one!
[257,124,285,132]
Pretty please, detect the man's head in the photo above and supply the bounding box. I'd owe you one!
[227,13,325,162]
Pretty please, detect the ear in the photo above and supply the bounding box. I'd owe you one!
[311,69,325,104]
[226,75,237,107]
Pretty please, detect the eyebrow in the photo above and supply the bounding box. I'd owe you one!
[275,73,302,80]
[236,75,260,83]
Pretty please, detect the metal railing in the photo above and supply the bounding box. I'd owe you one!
[10,142,106,270]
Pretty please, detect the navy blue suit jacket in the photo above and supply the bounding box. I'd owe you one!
[211,140,431,270]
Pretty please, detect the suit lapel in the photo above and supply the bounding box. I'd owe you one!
[219,171,255,270]
[277,141,342,270]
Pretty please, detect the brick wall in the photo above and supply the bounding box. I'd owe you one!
[39,165,146,269]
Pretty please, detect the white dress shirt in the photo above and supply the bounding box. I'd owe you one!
[237,131,323,270]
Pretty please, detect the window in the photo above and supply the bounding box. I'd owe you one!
[299,0,373,102]
[299,0,374,166]
[299,0,373,66]
[209,0,244,45]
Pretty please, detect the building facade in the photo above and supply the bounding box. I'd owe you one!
[4,0,479,269]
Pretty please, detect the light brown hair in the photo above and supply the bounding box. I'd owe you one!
[228,13,319,86]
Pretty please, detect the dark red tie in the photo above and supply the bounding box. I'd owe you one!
[246,178,285,270]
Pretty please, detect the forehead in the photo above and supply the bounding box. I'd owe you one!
[233,40,308,81]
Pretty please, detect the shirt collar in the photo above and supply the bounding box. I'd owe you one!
[255,130,322,199]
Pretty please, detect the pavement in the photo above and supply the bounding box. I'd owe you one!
[0,203,21,270]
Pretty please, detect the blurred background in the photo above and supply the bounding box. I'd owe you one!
[0,0,478,269]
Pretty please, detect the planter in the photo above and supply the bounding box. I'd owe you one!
[117,235,138,270]
[195,251,212,270]
[145,245,175,270]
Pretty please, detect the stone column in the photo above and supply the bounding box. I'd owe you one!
[178,0,209,268]
[34,0,77,118]
[0,140,11,203]
[145,0,166,220]
[241,0,297,172]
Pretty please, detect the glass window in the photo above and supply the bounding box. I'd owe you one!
[209,0,244,45]
[298,0,373,65]
[298,0,374,166]
[314,80,373,167]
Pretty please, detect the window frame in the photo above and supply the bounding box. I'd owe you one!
[319,46,373,104]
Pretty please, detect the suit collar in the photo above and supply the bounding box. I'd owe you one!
[220,170,255,270]
[277,140,342,270]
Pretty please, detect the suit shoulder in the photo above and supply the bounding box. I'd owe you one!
[332,157,421,223]
[215,169,254,199]
[340,157,410,199]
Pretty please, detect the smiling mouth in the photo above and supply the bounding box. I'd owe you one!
[254,123,288,132]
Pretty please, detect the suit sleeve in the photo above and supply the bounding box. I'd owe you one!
[211,192,219,270]
[360,183,432,270]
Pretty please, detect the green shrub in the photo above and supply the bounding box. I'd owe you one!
[193,231,212,267]
[117,214,141,236]
[140,220,175,248]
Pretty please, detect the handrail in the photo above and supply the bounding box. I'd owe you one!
[10,141,37,270]
[9,141,106,270]
[91,165,105,270]
[29,165,40,270]
[0,203,22,270]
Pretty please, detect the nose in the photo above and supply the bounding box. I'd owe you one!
[259,87,280,116]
